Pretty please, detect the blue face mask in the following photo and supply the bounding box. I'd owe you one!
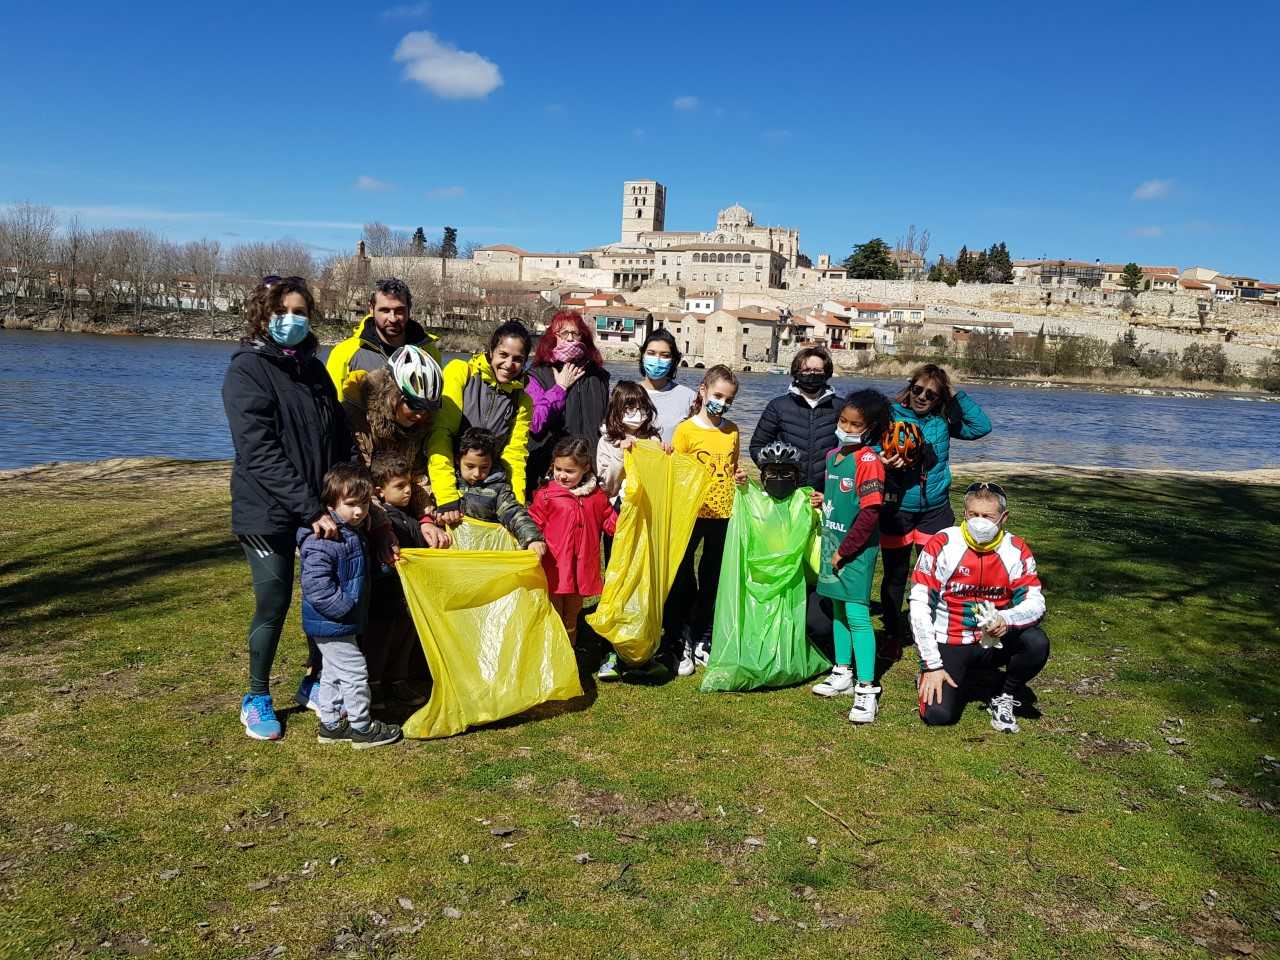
[704,397,730,416]
[643,356,673,380]
[835,427,864,447]
[268,312,309,347]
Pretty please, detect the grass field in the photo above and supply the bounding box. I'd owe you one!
[1,460,1277,959]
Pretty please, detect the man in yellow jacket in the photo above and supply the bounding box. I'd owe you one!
[326,277,442,394]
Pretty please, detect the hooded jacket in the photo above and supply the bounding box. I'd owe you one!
[222,336,352,536]
[458,468,543,548]
[427,352,534,514]
[891,389,991,512]
[296,514,371,639]
[749,386,841,491]
[528,477,617,595]
[324,313,442,395]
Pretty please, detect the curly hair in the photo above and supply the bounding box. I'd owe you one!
[551,436,594,471]
[841,389,892,440]
[457,427,499,462]
[242,277,318,345]
[531,310,604,368]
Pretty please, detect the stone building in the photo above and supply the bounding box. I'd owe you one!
[633,195,802,270]
[621,180,667,245]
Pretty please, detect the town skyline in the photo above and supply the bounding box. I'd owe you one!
[3,1,1277,279]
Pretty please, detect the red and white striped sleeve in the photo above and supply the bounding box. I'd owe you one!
[909,533,948,669]
[1001,536,1045,628]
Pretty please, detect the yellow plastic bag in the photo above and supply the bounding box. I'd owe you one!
[587,440,711,665]
[396,518,583,739]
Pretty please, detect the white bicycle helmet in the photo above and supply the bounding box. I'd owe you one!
[388,344,442,411]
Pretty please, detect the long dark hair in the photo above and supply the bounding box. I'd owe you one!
[637,328,683,378]
[895,363,953,412]
[603,380,660,443]
[532,310,604,368]
[242,277,317,345]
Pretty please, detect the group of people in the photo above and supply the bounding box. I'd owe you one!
[221,274,1051,748]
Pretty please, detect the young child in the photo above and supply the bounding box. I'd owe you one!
[812,389,891,724]
[297,462,402,748]
[455,428,547,554]
[597,380,662,508]
[670,364,748,676]
[364,451,429,709]
[529,437,618,647]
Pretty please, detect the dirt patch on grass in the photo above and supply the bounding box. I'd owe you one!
[552,780,704,828]
[958,461,1280,487]
[0,457,230,494]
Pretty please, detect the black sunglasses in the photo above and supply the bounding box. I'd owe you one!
[965,480,1006,500]
[262,275,307,286]
[910,383,939,403]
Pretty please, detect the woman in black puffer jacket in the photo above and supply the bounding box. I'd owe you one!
[749,346,844,491]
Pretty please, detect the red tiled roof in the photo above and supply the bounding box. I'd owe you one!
[1180,280,1210,290]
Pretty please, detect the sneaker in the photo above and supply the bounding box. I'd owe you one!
[597,653,621,682]
[348,719,403,750]
[677,643,696,677]
[388,680,427,706]
[847,683,882,724]
[295,675,321,714]
[988,693,1021,733]
[812,667,856,697]
[316,719,351,745]
[693,641,710,667]
[240,693,282,741]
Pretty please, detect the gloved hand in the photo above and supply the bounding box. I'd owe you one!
[974,601,1004,649]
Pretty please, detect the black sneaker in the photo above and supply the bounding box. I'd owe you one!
[348,719,403,750]
[316,719,352,745]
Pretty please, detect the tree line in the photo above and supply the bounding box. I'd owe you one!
[839,234,1014,284]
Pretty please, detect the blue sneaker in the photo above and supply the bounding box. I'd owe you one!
[295,675,321,714]
[240,693,282,741]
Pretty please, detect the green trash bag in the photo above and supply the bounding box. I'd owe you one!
[700,481,832,692]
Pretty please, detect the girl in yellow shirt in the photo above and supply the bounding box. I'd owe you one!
[670,365,748,676]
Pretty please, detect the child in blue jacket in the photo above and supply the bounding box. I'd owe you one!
[297,462,402,749]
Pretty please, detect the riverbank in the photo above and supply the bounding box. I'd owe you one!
[1,460,1276,958]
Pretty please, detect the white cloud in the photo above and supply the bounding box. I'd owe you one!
[673,95,699,111]
[354,175,393,192]
[381,2,430,17]
[394,31,502,100]
[1132,178,1173,200]
[427,185,466,199]
[1131,226,1164,238]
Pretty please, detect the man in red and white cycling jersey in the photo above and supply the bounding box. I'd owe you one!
[910,481,1049,733]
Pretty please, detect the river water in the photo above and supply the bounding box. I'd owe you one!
[1,330,1277,471]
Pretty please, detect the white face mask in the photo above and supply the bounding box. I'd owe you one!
[966,516,1001,544]
[621,410,646,428]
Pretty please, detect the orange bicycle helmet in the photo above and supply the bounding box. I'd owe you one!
[882,420,925,465]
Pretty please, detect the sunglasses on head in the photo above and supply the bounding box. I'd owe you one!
[262,275,306,287]
[965,480,1006,500]
[910,383,939,403]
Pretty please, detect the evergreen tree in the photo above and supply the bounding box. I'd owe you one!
[441,226,458,260]
[411,227,427,255]
[841,238,900,279]
[1121,262,1144,293]
[955,246,971,282]
[986,242,1013,283]
[973,250,990,283]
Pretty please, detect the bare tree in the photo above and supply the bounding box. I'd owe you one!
[111,229,163,328]
[177,238,221,313]
[1,202,58,310]
[55,216,88,328]
[362,221,414,257]
[78,228,112,319]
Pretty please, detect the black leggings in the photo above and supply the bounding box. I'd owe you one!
[920,625,1050,726]
[669,517,729,649]
[880,503,955,638]
[238,533,319,696]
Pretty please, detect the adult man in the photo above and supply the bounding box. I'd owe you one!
[326,277,442,394]
[911,481,1048,733]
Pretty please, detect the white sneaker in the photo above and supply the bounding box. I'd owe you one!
[988,693,1021,733]
[693,641,710,667]
[677,644,696,677]
[847,683,881,724]
[812,668,855,697]
[597,653,620,681]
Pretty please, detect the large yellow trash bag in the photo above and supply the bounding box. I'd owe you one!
[396,518,583,739]
[587,440,710,665]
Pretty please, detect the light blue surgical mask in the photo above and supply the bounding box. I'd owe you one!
[643,356,673,380]
[268,312,309,347]
[704,397,730,416]
[835,427,864,447]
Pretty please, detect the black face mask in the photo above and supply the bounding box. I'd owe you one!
[763,475,800,500]
[795,372,828,395]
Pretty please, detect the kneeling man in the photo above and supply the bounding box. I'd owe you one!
[911,481,1048,733]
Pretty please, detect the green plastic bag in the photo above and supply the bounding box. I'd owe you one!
[700,481,832,692]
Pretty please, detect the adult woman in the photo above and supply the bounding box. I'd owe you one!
[524,311,610,498]
[428,320,535,524]
[638,329,696,444]
[879,363,991,649]
[221,277,351,741]
[749,346,841,491]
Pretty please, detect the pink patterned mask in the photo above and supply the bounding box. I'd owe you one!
[553,340,586,363]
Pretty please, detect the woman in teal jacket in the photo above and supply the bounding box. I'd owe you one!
[879,363,991,649]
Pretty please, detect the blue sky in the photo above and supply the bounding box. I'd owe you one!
[3,1,1277,277]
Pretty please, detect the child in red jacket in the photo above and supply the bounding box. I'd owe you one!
[528,436,618,647]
